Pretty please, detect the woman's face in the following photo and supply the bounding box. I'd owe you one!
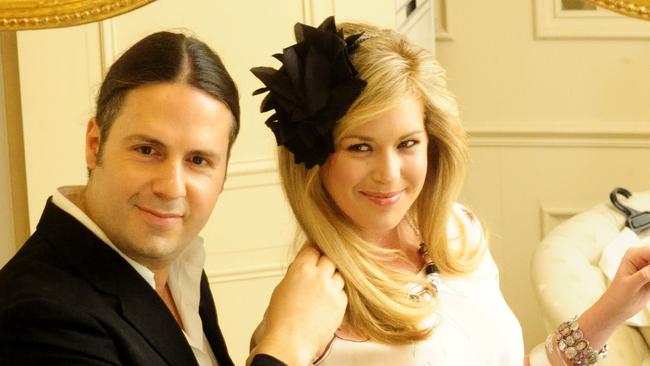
[320,97,429,240]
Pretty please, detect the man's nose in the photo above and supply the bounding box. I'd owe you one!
[151,160,187,199]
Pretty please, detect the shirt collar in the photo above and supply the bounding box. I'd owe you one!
[51,186,205,290]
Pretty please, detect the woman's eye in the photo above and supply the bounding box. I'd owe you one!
[348,144,371,152]
[136,146,154,155]
[399,140,418,148]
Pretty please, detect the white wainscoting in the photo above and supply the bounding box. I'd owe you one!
[463,121,650,351]
[540,204,586,236]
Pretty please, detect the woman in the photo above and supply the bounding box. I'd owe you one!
[249,17,650,365]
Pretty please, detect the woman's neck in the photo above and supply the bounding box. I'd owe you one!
[362,224,424,273]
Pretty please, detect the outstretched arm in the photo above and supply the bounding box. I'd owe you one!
[528,246,650,366]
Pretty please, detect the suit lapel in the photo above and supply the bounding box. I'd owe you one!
[199,272,234,366]
[37,199,199,366]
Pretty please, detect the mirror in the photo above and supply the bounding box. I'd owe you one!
[0,0,156,31]
[584,0,650,20]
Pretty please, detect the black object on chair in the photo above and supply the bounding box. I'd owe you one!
[610,187,650,234]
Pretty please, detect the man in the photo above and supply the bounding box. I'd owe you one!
[0,32,346,366]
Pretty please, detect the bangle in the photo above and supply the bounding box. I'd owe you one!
[556,316,608,365]
[545,334,569,366]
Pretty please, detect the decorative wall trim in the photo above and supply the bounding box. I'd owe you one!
[540,205,585,237]
[466,122,650,148]
[207,263,287,284]
[434,0,452,40]
[98,18,116,76]
[303,0,334,26]
[223,158,279,190]
[534,0,650,39]
[227,158,277,177]
[0,32,29,251]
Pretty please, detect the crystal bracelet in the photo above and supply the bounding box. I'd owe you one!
[556,316,608,366]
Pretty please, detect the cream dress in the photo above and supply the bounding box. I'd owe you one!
[313,249,523,366]
[248,205,525,366]
[313,206,524,366]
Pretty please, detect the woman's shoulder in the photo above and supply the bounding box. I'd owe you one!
[447,203,484,250]
[447,203,498,278]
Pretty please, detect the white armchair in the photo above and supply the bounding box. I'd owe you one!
[532,191,650,366]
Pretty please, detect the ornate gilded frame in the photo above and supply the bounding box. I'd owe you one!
[0,0,156,31]
[584,0,650,21]
[534,0,650,39]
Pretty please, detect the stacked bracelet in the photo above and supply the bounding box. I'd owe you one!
[556,316,608,366]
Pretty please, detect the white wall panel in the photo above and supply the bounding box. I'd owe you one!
[17,24,102,228]
[439,0,650,351]
[462,130,650,350]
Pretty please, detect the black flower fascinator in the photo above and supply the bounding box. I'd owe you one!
[251,16,367,168]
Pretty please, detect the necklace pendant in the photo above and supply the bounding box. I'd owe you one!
[426,272,441,291]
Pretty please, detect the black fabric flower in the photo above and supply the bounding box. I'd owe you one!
[251,16,367,168]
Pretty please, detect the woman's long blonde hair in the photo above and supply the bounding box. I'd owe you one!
[277,22,484,344]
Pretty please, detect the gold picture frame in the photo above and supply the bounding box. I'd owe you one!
[584,0,650,21]
[0,0,156,31]
[534,0,650,39]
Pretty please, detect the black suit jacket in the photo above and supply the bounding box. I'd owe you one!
[0,199,281,366]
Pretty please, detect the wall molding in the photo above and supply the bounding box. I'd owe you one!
[223,158,279,190]
[227,158,277,177]
[222,124,650,189]
[302,0,334,26]
[466,122,650,148]
[434,0,452,40]
[207,263,287,284]
[540,205,586,237]
[98,19,116,76]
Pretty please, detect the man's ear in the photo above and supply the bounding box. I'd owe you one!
[85,118,101,170]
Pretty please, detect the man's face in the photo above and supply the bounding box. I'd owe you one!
[84,82,233,270]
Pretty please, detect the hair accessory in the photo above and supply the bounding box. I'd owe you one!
[251,16,367,168]
[556,316,608,365]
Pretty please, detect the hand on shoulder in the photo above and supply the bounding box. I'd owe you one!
[253,246,347,365]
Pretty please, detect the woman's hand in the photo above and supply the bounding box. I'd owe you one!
[603,246,650,322]
[579,246,650,351]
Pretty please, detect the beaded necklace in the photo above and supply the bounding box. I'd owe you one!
[418,242,441,292]
[406,244,440,303]
[404,218,441,302]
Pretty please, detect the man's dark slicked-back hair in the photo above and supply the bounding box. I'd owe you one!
[95,31,240,157]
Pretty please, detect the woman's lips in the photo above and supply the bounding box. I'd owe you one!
[360,190,404,206]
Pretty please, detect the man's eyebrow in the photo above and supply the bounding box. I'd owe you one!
[188,149,220,160]
[341,129,426,142]
[124,134,165,146]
